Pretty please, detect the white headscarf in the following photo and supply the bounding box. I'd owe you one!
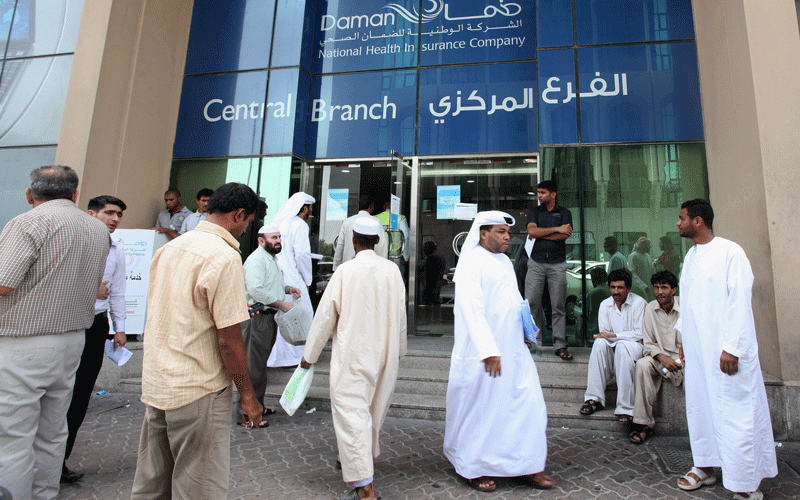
[452,210,516,283]
[271,192,315,233]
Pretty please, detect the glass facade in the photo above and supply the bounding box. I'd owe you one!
[0,0,85,227]
[171,0,709,342]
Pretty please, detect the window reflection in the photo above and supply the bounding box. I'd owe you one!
[541,143,708,344]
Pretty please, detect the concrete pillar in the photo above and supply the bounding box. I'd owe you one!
[55,0,194,229]
[692,0,800,384]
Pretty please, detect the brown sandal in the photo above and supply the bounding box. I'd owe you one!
[467,476,496,492]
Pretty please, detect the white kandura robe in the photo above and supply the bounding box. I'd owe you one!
[268,215,313,367]
[444,246,548,479]
[680,237,777,493]
[303,250,407,483]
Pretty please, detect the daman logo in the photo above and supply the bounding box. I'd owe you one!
[320,0,444,30]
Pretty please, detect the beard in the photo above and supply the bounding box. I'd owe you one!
[265,242,282,255]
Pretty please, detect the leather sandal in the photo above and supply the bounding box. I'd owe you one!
[629,425,654,444]
[580,399,603,415]
[554,347,573,360]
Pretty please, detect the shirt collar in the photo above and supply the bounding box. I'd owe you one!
[194,220,241,253]
[649,295,680,314]
[355,249,377,259]
[34,198,76,211]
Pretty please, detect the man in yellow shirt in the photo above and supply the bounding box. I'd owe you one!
[131,183,263,499]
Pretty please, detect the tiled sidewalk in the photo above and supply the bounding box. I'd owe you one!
[56,393,800,499]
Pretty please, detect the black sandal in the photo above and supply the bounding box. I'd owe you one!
[617,414,632,424]
[579,399,603,415]
[630,425,654,444]
[554,347,573,360]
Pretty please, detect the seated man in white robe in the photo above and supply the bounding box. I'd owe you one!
[301,218,406,500]
[675,199,776,499]
[444,211,553,493]
[580,268,647,424]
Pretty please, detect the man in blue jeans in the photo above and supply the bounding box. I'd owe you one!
[525,180,574,360]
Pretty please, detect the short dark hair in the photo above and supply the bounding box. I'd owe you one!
[165,188,181,198]
[651,270,678,289]
[607,268,632,288]
[29,165,79,201]
[604,236,618,247]
[681,198,714,231]
[423,241,437,255]
[358,194,375,211]
[590,267,608,287]
[297,203,313,216]
[659,236,673,250]
[196,188,213,200]
[479,224,494,233]
[537,180,557,193]
[353,231,379,247]
[88,195,127,212]
[207,183,259,215]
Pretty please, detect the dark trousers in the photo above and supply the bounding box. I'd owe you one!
[64,312,109,461]
[235,311,277,417]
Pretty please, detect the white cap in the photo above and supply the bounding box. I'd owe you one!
[353,217,381,236]
[258,224,280,235]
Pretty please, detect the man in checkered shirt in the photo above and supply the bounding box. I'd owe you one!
[0,165,110,500]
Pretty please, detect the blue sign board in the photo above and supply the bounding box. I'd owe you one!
[576,43,704,143]
[305,70,417,159]
[419,62,538,155]
[174,70,305,158]
[418,0,535,66]
[538,49,578,145]
[313,0,417,73]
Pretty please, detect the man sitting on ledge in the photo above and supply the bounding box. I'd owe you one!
[579,269,646,425]
[630,270,682,444]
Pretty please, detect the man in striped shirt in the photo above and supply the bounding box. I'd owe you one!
[0,165,110,500]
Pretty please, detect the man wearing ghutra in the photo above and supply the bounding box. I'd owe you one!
[444,211,553,493]
[301,217,407,500]
[267,192,316,368]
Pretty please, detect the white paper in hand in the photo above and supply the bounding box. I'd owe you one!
[104,339,133,366]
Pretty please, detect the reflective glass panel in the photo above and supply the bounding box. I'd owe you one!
[576,0,695,45]
[0,54,72,147]
[184,0,274,75]
[0,145,56,228]
[537,0,573,48]
[5,0,85,57]
[272,0,317,69]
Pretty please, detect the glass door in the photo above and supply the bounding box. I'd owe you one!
[413,156,538,336]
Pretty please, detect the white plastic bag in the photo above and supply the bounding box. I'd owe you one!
[280,364,315,416]
[275,299,312,345]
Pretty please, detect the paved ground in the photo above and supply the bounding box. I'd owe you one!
[57,393,800,500]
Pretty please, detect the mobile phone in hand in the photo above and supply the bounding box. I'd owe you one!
[248,302,266,315]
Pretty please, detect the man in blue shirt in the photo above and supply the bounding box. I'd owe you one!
[525,180,574,360]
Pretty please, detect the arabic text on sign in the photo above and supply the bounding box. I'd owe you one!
[541,73,629,104]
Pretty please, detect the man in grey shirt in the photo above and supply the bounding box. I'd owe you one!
[0,165,109,500]
[151,188,191,239]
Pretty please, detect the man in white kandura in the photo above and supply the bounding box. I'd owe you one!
[444,211,553,493]
[301,218,406,500]
[267,192,315,368]
[675,199,777,500]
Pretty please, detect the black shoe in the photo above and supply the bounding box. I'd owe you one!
[60,465,84,484]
